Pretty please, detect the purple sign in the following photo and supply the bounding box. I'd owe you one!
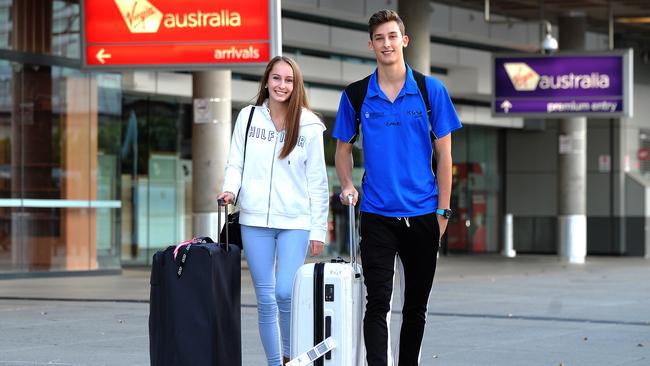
[492,51,632,117]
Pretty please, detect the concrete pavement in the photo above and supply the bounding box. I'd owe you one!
[0,255,648,365]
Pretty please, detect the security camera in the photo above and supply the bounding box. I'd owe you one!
[541,33,559,54]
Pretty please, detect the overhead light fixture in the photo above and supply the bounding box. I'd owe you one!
[616,16,650,24]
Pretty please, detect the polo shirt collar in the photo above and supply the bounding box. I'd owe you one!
[366,64,420,100]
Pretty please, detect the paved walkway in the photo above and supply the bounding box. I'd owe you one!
[0,255,648,365]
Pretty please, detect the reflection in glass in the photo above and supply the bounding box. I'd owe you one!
[0,62,122,273]
[120,96,192,265]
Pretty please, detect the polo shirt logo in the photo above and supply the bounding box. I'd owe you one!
[364,111,384,119]
[407,110,423,116]
[385,121,401,127]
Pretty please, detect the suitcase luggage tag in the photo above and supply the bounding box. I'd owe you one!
[173,237,213,278]
[174,238,198,278]
[286,337,336,366]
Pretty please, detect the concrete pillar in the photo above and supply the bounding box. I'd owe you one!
[192,71,232,238]
[557,12,587,264]
[399,0,431,74]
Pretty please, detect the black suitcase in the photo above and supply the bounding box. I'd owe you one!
[149,203,241,366]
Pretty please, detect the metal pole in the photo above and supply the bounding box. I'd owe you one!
[502,213,516,257]
[608,0,614,51]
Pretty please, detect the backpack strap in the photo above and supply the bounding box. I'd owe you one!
[343,75,371,144]
[412,69,439,174]
[412,69,432,125]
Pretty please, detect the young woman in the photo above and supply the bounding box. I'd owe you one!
[218,56,329,366]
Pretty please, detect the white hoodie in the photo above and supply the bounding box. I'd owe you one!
[222,102,329,242]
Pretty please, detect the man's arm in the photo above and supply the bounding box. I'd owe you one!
[335,140,358,206]
[433,134,452,238]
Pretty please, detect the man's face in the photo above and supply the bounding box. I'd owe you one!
[368,21,408,66]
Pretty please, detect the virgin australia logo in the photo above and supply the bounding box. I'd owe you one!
[114,0,163,33]
[504,62,610,91]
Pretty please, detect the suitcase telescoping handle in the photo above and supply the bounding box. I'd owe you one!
[347,194,358,266]
[217,198,230,251]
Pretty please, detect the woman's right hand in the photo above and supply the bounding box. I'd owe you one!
[217,191,235,205]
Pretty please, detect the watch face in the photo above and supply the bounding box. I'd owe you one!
[443,209,452,219]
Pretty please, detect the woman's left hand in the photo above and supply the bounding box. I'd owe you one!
[309,240,324,257]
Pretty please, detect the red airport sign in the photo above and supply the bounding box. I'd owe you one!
[82,0,281,69]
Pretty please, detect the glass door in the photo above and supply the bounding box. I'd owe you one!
[447,126,502,253]
[120,95,191,265]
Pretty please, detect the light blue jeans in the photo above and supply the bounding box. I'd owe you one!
[241,225,310,366]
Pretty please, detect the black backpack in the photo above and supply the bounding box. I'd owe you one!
[343,69,438,172]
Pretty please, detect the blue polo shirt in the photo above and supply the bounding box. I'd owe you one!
[333,65,462,217]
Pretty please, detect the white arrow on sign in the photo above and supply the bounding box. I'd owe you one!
[500,100,512,113]
[96,48,112,64]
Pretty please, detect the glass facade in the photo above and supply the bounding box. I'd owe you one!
[0,64,124,272]
[0,0,123,273]
[119,95,192,266]
[0,0,507,274]
[448,126,503,253]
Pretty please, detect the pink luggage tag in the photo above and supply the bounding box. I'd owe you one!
[173,237,198,260]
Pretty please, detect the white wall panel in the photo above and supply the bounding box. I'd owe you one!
[450,8,489,39]
[122,71,156,94]
[231,79,259,106]
[526,23,541,44]
[627,84,650,128]
[458,48,490,70]
[156,72,191,97]
[307,87,342,114]
[472,107,524,128]
[446,66,478,95]
[490,22,529,45]
[342,62,375,83]
[283,0,318,6]
[330,27,371,55]
[365,0,397,17]
[432,73,451,87]
[586,32,608,51]
[294,54,342,83]
[430,43,459,67]
[320,0,364,16]
[458,48,491,94]
[283,19,330,48]
[454,104,475,124]
[429,3,451,33]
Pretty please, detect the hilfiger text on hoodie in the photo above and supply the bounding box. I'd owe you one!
[247,126,307,148]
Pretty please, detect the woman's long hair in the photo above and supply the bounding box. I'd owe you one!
[255,56,310,159]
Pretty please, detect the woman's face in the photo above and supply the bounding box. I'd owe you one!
[266,61,294,104]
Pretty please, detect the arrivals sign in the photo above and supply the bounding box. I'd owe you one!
[82,0,281,69]
[492,50,633,118]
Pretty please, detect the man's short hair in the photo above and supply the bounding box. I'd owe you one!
[368,9,406,39]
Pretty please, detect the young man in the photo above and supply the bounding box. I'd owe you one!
[333,9,462,366]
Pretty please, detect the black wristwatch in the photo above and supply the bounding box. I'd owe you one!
[435,208,453,219]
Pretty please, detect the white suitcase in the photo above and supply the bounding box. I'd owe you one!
[290,195,365,366]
